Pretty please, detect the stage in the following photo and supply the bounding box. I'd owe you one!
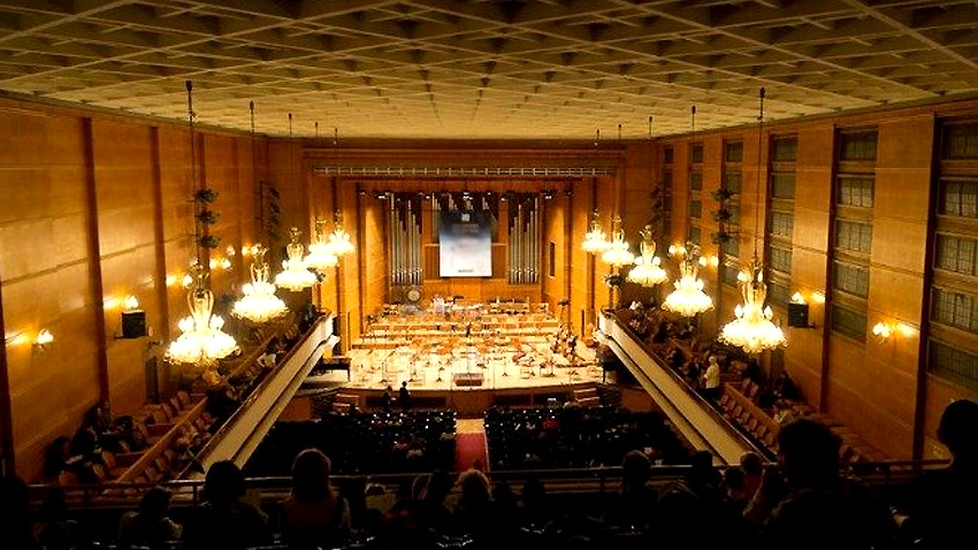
[304,304,611,414]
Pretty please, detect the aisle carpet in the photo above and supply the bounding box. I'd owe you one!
[455,418,489,472]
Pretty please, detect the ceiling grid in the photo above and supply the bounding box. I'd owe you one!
[0,0,975,138]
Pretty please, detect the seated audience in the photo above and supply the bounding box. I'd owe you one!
[36,491,86,550]
[762,418,895,550]
[279,449,351,549]
[906,399,978,549]
[182,460,273,550]
[118,486,182,548]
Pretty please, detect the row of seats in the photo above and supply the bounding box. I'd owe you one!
[246,410,458,476]
[718,386,779,452]
[484,406,689,470]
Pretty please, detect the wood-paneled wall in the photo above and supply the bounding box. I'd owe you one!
[657,97,978,459]
[0,99,262,478]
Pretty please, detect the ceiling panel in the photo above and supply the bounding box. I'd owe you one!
[0,0,975,138]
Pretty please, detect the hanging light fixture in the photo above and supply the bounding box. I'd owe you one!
[661,243,713,317]
[275,227,318,291]
[627,224,668,286]
[166,81,239,368]
[324,211,356,258]
[600,216,635,267]
[719,88,786,354]
[272,112,318,292]
[581,209,611,254]
[305,217,339,271]
[231,243,288,323]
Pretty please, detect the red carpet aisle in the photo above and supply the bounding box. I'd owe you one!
[455,418,489,472]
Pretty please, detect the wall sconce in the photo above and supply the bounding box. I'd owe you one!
[791,292,806,304]
[33,329,54,352]
[873,320,917,342]
[165,275,177,287]
[668,244,687,256]
[4,331,29,347]
[119,295,147,339]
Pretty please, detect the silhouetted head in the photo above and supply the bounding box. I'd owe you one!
[204,460,244,506]
[458,469,491,508]
[740,452,763,477]
[139,487,172,520]
[621,450,652,489]
[938,399,978,460]
[291,448,332,502]
[424,470,452,503]
[777,418,840,488]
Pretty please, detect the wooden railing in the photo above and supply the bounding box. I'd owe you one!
[598,312,762,464]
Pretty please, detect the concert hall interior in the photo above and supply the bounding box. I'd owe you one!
[1,1,978,549]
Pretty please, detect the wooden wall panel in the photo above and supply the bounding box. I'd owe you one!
[0,98,264,478]
[655,99,978,460]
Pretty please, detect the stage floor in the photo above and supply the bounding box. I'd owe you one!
[312,340,605,391]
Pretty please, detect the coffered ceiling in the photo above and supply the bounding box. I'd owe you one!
[0,0,976,139]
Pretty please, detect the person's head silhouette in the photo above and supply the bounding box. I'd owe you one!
[204,460,244,506]
[938,399,978,463]
[777,418,840,489]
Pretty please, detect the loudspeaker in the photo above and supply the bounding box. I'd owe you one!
[121,310,147,338]
[787,303,810,328]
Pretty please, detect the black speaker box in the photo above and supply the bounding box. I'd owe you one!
[787,302,810,328]
[121,310,147,338]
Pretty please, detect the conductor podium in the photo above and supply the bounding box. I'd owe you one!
[453,372,485,387]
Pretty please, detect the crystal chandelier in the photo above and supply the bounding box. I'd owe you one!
[165,81,239,368]
[581,209,611,254]
[275,227,318,291]
[325,211,356,257]
[304,218,339,272]
[662,244,714,317]
[167,264,240,367]
[627,225,668,286]
[232,244,288,323]
[719,259,786,353]
[601,216,635,267]
[719,87,787,354]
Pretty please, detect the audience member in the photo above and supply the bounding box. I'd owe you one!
[279,449,351,549]
[605,450,658,529]
[452,469,496,541]
[762,418,895,550]
[906,399,978,549]
[0,475,42,550]
[740,452,764,501]
[182,460,273,550]
[118,486,182,549]
[520,475,549,527]
[36,491,86,550]
[381,386,394,413]
[702,356,721,400]
[413,471,452,532]
[721,467,749,513]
